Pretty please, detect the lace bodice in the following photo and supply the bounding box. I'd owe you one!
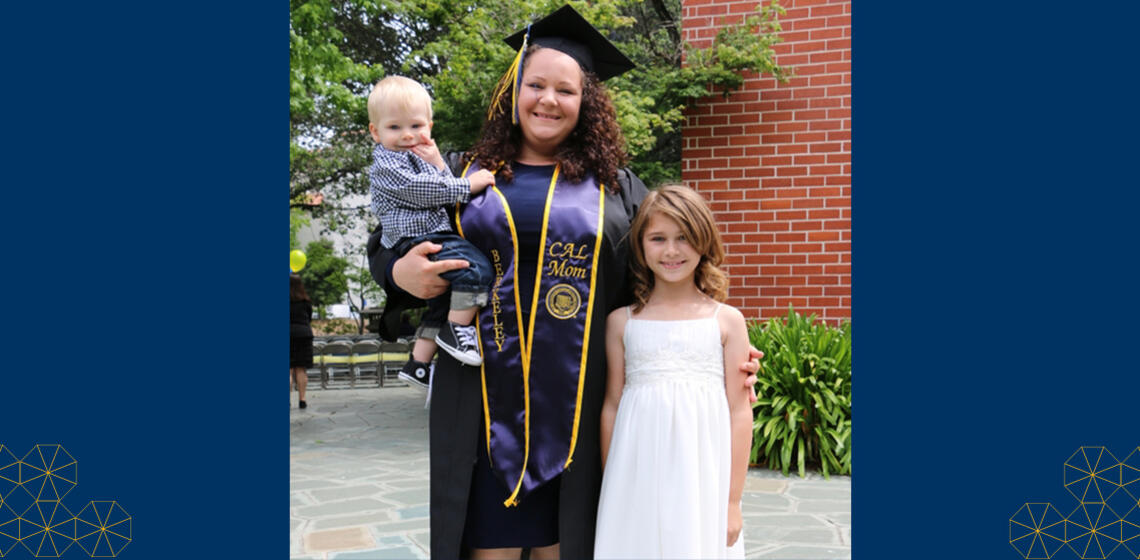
[623,308,725,387]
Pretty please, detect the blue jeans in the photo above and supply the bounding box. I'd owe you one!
[395,232,492,336]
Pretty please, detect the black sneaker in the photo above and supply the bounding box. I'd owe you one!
[398,360,432,392]
[435,322,483,366]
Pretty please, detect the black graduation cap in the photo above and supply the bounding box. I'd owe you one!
[503,4,635,81]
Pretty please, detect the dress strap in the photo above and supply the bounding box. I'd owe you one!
[626,306,632,319]
[711,302,724,319]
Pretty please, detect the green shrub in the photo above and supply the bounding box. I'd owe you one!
[748,307,851,477]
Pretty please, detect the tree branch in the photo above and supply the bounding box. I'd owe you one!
[650,0,680,47]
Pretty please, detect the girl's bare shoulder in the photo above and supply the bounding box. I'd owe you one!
[717,303,748,337]
[607,306,630,329]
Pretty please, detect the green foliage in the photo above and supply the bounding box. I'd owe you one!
[749,307,851,478]
[290,0,792,221]
[680,2,789,97]
[298,240,350,315]
[343,258,386,333]
[290,208,311,250]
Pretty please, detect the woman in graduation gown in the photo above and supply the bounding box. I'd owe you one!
[370,6,757,558]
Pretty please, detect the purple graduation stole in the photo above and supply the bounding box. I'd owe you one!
[456,162,605,506]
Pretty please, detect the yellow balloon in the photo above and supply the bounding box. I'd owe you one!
[290,250,307,272]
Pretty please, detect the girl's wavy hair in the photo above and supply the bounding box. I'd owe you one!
[467,44,629,192]
[628,184,728,312]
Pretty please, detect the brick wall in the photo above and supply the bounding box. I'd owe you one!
[681,0,851,324]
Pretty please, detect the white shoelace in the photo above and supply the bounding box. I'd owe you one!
[456,325,478,348]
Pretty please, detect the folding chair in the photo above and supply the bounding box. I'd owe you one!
[350,339,382,388]
[321,341,354,389]
[379,341,412,386]
[306,340,326,389]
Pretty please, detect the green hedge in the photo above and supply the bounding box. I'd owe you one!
[748,307,851,477]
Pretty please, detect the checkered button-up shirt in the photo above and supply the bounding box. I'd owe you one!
[369,144,472,249]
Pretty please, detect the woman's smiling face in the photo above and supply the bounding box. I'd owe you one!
[517,48,583,160]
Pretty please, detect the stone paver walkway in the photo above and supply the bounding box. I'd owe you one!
[290,387,850,559]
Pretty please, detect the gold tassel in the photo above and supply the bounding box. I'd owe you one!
[486,26,529,124]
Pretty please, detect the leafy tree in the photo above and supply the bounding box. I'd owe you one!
[298,239,350,317]
[290,0,440,235]
[344,256,386,333]
[290,0,790,231]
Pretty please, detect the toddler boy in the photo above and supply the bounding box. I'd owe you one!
[367,75,495,390]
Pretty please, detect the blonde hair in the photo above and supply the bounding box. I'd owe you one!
[628,184,728,311]
[367,75,433,126]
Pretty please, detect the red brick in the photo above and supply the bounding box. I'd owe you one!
[809,97,842,109]
[810,4,846,17]
[807,230,839,242]
[790,243,822,253]
[810,74,844,86]
[775,276,806,286]
[809,142,843,153]
[826,285,851,296]
[826,85,851,97]
[775,143,809,155]
[790,220,823,231]
[810,164,843,175]
[809,51,844,66]
[825,39,851,51]
[807,253,839,264]
[826,62,852,74]
[807,208,841,219]
[776,121,810,133]
[792,40,828,53]
[792,175,826,187]
[713,168,744,179]
[790,86,828,99]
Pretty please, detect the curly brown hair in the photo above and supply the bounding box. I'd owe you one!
[627,184,728,312]
[467,45,629,191]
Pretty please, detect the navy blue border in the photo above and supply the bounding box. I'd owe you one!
[854,2,1140,557]
[6,1,1140,558]
[3,2,283,557]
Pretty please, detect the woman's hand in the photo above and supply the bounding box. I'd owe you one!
[727,503,743,546]
[391,241,469,299]
[739,346,764,403]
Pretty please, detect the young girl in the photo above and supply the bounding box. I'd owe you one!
[595,185,753,559]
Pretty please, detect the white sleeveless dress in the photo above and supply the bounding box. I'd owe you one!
[594,305,745,559]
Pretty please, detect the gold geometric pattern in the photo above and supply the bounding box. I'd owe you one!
[0,444,130,558]
[1012,446,1140,559]
[73,502,131,558]
[1010,503,1067,558]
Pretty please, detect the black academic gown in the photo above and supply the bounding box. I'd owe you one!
[369,155,648,558]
